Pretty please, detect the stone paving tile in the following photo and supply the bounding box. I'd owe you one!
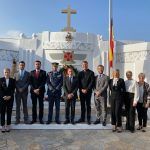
[0,122,149,150]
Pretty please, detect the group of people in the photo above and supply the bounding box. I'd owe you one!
[0,60,149,133]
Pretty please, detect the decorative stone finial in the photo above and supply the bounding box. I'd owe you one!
[32,33,37,39]
[19,33,25,39]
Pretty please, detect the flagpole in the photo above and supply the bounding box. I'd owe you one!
[108,0,112,78]
[108,0,112,105]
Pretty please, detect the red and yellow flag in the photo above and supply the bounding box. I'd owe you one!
[109,19,114,68]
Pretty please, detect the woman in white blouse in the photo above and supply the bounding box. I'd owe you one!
[125,71,139,133]
[136,73,150,132]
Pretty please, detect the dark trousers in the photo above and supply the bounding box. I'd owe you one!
[111,93,123,127]
[1,98,14,126]
[80,92,92,121]
[31,93,44,121]
[125,92,135,131]
[65,98,76,121]
[15,91,28,121]
[136,103,148,127]
[48,96,60,122]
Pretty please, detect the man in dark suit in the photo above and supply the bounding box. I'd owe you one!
[0,68,15,132]
[14,61,30,124]
[76,61,95,124]
[30,60,46,124]
[94,65,108,126]
[63,68,78,124]
[46,62,63,124]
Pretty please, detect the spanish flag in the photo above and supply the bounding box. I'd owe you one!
[109,18,114,68]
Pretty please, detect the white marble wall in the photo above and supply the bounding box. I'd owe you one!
[115,42,150,83]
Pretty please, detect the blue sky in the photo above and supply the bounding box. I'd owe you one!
[0,0,150,41]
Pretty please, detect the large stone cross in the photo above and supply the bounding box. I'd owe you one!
[61,5,77,32]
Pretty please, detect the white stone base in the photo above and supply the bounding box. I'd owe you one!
[0,124,112,130]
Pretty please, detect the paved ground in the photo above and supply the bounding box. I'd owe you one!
[0,122,150,150]
[0,102,149,150]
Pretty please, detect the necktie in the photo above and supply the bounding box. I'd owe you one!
[98,74,102,80]
[69,77,72,85]
[20,70,23,80]
[36,70,39,79]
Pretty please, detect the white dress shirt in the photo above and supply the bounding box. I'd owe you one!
[98,74,103,79]
[20,69,24,76]
[125,79,139,103]
[20,69,25,79]
[6,78,9,87]
[113,78,119,86]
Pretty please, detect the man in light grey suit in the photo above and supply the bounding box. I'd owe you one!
[94,65,108,126]
[14,61,30,124]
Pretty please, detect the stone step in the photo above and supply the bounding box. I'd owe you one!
[0,124,112,130]
[0,121,142,130]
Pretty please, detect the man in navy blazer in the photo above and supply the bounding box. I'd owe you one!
[14,61,30,124]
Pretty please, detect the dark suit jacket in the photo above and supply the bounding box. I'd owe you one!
[63,76,78,99]
[30,70,46,94]
[78,69,95,93]
[109,78,126,101]
[0,77,15,101]
[109,78,126,92]
[14,70,30,93]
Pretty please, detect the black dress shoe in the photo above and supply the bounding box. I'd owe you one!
[87,120,91,125]
[71,121,76,125]
[24,120,30,124]
[64,120,70,124]
[102,121,106,126]
[142,127,146,132]
[130,130,135,133]
[30,120,36,124]
[15,120,20,125]
[40,120,44,124]
[76,118,85,123]
[93,119,100,125]
[56,120,61,124]
[46,121,52,125]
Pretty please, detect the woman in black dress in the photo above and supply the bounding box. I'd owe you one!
[109,69,126,132]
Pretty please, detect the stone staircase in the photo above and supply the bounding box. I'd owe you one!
[0,101,131,130]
